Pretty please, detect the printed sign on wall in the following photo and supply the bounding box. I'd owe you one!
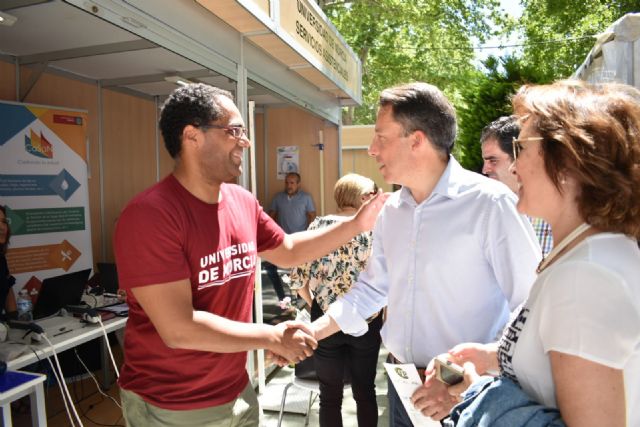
[276,145,300,180]
[0,101,92,302]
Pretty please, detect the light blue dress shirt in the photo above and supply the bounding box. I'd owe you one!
[327,158,541,367]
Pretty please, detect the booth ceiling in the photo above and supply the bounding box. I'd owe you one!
[0,0,284,103]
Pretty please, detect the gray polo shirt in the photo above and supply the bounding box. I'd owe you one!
[269,191,315,233]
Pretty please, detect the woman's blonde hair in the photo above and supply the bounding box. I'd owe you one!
[334,174,378,210]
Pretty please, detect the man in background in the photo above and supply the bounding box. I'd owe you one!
[266,172,316,302]
[481,115,553,256]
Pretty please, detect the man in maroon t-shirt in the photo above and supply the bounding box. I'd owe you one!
[114,83,387,427]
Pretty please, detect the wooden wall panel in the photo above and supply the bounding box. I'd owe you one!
[102,89,158,261]
[0,60,16,101]
[16,68,103,263]
[265,107,338,216]
[341,125,392,192]
[321,124,339,214]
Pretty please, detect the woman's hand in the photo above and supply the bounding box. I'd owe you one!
[447,361,481,398]
[448,342,498,375]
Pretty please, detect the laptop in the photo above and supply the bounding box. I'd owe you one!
[33,269,92,319]
[97,263,119,294]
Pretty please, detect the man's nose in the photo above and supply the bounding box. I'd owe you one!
[482,162,490,175]
[238,135,251,148]
[368,142,378,157]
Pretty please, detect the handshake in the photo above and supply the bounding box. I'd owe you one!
[266,320,318,366]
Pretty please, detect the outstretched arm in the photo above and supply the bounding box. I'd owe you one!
[131,278,317,363]
[261,191,388,268]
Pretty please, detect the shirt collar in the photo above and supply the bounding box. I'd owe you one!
[397,156,466,206]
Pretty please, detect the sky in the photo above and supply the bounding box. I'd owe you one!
[474,0,524,65]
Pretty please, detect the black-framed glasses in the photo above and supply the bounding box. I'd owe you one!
[200,124,247,139]
[512,136,544,159]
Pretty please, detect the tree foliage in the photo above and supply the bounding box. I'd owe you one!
[319,0,640,171]
[456,56,543,171]
[518,0,640,81]
[321,0,501,124]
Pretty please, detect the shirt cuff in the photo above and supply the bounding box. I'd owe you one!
[327,298,369,337]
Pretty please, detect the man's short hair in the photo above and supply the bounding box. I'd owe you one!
[480,116,520,160]
[286,172,301,183]
[159,83,234,159]
[379,82,457,158]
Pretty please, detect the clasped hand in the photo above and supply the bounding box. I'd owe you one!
[268,320,317,366]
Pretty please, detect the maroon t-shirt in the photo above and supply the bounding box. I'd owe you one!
[114,175,284,410]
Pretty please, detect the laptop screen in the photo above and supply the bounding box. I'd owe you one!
[97,263,119,294]
[33,269,92,319]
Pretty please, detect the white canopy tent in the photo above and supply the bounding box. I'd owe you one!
[573,13,640,88]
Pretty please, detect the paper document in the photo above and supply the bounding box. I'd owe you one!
[384,363,434,426]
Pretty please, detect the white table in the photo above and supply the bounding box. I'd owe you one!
[6,315,127,407]
[0,371,47,427]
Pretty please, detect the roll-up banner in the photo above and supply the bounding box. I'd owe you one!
[0,100,93,303]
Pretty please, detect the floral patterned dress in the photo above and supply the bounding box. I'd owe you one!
[289,215,376,320]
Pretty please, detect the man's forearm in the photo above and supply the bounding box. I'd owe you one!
[265,220,360,267]
[311,313,341,341]
[165,310,277,353]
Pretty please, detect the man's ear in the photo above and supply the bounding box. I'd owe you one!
[182,125,200,148]
[411,129,428,150]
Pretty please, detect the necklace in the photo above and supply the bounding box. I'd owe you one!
[536,222,591,274]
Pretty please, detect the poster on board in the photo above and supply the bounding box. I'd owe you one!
[0,100,92,303]
[276,145,299,180]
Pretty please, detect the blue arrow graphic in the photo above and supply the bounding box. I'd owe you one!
[0,169,80,201]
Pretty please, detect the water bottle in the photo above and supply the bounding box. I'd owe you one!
[16,289,33,322]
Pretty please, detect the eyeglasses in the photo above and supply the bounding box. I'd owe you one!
[200,124,247,139]
[512,136,544,159]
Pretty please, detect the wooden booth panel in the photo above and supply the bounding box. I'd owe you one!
[0,60,16,101]
[101,89,158,261]
[342,149,392,193]
[264,106,338,217]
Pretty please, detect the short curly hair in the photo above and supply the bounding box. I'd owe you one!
[159,83,234,158]
[512,80,640,239]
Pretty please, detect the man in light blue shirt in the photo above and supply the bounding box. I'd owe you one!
[312,82,541,426]
[268,172,316,234]
[266,172,316,301]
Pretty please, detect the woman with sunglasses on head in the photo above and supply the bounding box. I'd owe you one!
[443,81,640,427]
[289,173,383,427]
[0,206,17,320]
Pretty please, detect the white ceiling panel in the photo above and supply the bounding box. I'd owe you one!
[0,0,137,56]
[49,48,201,80]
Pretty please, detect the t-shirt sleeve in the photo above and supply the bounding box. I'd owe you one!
[114,201,189,289]
[256,205,285,253]
[538,262,640,368]
[305,194,316,212]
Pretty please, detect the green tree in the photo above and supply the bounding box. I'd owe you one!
[321,0,502,124]
[456,55,543,171]
[518,0,640,81]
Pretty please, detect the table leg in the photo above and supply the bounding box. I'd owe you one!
[2,402,13,427]
[29,383,47,427]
